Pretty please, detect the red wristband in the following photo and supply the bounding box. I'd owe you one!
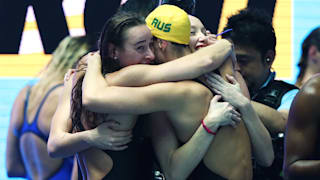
[201,119,217,135]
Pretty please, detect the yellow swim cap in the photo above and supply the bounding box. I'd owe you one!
[145,4,190,45]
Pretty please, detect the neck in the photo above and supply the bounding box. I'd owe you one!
[251,70,272,96]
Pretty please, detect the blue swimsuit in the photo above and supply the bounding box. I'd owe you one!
[17,83,74,180]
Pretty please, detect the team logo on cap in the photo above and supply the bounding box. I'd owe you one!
[151,18,171,32]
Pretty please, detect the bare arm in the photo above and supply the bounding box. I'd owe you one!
[252,88,298,135]
[151,96,241,180]
[251,101,287,134]
[238,100,274,167]
[82,54,208,114]
[47,73,95,157]
[284,77,320,180]
[48,73,131,158]
[151,115,215,180]
[206,73,274,166]
[83,39,233,88]
[6,87,27,177]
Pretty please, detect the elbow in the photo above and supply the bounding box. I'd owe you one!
[254,141,274,167]
[257,149,275,167]
[47,137,63,158]
[82,91,96,110]
[82,93,105,112]
[264,153,275,167]
[264,146,275,167]
[47,139,58,158]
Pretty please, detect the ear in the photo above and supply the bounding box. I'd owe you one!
[308,45,320,65]
[309,44,318,59]
[107,43,119,59]
[158,39,169,51]
[264,50,275,67]
[308,45,317,58]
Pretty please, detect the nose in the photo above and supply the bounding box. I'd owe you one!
[197,33,206,42]
[142,47,155,64]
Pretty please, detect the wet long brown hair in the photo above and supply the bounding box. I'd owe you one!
[71,12,145,132]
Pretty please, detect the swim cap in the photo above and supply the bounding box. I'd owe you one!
[145,4,190,45]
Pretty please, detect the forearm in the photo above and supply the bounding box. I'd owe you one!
[6,145,26,177]
[82,57,109,108]
[47,129,94,158]
[286,160,320,180]
[107,39,233,87]
[6,164,26,178]
[6,146,26,177]
[165,125,216,180]
[49,79,95,157]
[251,101,286,134]
[240,102,274,167]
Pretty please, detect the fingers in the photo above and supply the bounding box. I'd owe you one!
[228,114,241,128]
[206,31,217,41]
[111,137,132,146]
[206,30,216,37]
[229,120,237,128]
[103,119,121,125]
[212,88,222,96]
[99,123,133,138]
[227,106,241,128]
[101,136,132,151]
[91,51,101,58]
[211,73,225,83]
[226,74,237,85]
[205,74,223,92]
[104,136,132,147]
[111,145,129,151]
[211,95,221,103]
[231,109,241,117]
[87,51,102,65]
[205,73,224,85]
[231,114,242,123]
[64,69,76,82]
[205,73,239,95]
[112,130,133,137]
[101,143,129,151]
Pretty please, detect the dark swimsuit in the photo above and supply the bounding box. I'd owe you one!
[189,161,227,180]
[99,116,154,180]
[17,83,74,180]
[188,72,227,180]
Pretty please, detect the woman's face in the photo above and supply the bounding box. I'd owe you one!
[116,25,155,67]
[189,15,207,52]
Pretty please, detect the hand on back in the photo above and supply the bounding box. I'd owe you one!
[205,73,249,109]
[89,120,133,151]
[204,95,241,129]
